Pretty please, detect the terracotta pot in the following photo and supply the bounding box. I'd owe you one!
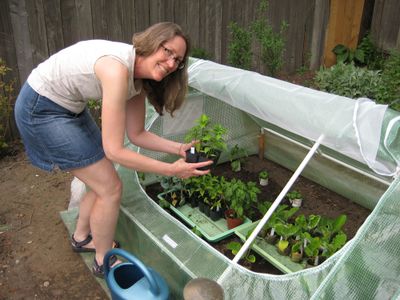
[224,209,243,229]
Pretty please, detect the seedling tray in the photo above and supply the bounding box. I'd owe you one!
[235,221,306,273]
[158,192,252,242]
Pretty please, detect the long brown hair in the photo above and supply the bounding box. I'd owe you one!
[133,22,191,116]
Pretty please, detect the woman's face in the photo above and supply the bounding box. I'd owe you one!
[136,35,186,81]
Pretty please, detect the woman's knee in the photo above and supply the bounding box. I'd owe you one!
[102,175,122,202]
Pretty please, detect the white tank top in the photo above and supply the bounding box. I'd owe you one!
[27,40,142,113]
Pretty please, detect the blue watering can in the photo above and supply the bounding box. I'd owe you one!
[104,248,169,300]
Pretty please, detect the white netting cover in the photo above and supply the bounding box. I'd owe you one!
[115,59,400,299]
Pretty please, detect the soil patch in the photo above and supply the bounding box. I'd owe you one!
[0,145,108,299]
[146,155,371,274]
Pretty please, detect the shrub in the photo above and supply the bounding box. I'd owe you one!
[314,62,382,100]
[190,48,212,60]
[0,59,16,156]
[227,21,253,70]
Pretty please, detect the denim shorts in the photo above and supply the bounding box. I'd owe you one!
[14,82,105,171]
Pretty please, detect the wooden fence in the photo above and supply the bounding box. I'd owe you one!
[0,0,400,138]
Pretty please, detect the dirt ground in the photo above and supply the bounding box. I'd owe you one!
[0,145,108,300]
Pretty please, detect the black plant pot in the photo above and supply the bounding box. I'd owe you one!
[189,195,198,208]
[203,205,211,217]
[210,208,221,221]
[198,201,206,213]
[185,149,221,171]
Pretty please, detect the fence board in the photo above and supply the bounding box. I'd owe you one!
[26,0,49,66]
[91,0,108,40]
[371,0,400,51]
[42,0,64,55]
[75,0,93,41]
[0,0,18,83]
[186,0,200,50]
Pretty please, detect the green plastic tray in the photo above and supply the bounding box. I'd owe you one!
[235,221,306,273]
[157,192,252,242]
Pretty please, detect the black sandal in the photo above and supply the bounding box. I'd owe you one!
[71,234,121,253]
[71,234,95,253]
[92,254,118,278]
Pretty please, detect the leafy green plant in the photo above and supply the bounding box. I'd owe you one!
[378,50,400,110]
[258,170,269,179]
[87,99,102,127]
[224,179,260,220]
[229,144,248,172]
[190,47,212,60]
[227,21,253,70]
[274,223,300,255]
[314,62,383,100]
[332,44,365,65]
[184,114,228,159]
[286,190,302,201]
[227,230,256,264]
[0,58,16,156]
[251,0,288,76]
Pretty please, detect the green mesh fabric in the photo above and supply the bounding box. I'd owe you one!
[107,90,399,299]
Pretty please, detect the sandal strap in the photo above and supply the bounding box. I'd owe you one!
[93,254,117,273]
[71,234,92,248]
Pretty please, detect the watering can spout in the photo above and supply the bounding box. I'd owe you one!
[104,249,169,300]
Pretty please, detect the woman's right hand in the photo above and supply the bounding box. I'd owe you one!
[172,158,213,179]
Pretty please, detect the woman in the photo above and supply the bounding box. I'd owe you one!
[14,22,212,278]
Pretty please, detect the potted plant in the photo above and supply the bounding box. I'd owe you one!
[303,233,322,267]
[208,176,226,221]
[224,179,260,229]
[184,114,228,170]
[286,190,303,208]
[227,230,256,267]
[290,241,303,263]
[258,170,269,186]
[274,223,300,256]
[229,144,248,172]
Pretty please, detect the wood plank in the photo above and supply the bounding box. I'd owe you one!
[310,0,330,70]
[134,0,150,32]
[26,0,49,65]
[75,0,93,41]
[121,0,135,43]
[61,0,79,46]
[91,0,108,39]
[42,0,64,54]
[323,0,365,67]
[8,0,34,83]
[186,0,200,51]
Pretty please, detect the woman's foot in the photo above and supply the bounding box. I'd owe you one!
[71,234,120,252]
[92,255,121,278]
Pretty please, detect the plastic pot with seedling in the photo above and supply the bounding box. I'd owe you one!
[286,190,303,208]
[258,170,269,186]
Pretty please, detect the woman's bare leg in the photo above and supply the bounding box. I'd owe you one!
[71,157,122,265]
[72,190,96,247]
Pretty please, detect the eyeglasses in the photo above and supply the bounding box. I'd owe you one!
[161,44,185,70]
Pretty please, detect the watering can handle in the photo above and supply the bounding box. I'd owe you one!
[104,248,160,295]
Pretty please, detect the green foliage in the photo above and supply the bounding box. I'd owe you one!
[0,59,16,156]
[378,50,400,110]
[224,179,260,219]
[229,144,248,172]
[190,47,212,60]
[184,114,228,158]
[332,44,365,65]
[227,22,253,70]
[314,62,383,99]
[87,99,102,127]
[251,0,288,77]
[227,0,288,76]
[258,170,269,179]
[286,190,302,200]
